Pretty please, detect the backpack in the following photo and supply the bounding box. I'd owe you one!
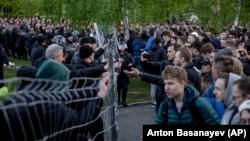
[161,96,204,125]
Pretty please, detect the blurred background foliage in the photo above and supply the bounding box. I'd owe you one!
[0,0,249,32]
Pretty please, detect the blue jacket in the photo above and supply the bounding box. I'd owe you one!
[203,84,226,120]
[203,84,215,98]
[132,39,145,57]
[143,36,154,52]
[204,97,224,119]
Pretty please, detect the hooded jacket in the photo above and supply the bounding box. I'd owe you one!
[220,73,241,125]
[33,59,70,92]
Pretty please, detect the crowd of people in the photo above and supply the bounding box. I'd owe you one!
[0,15,250,140]
[123,21,250,125]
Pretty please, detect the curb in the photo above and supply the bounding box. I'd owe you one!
[118,101,152,108]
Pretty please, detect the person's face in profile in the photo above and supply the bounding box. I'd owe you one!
[54,49,65,63]
[213,78,227,102]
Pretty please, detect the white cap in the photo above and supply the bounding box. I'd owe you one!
[238,100,250,113]
[191,31,199,38]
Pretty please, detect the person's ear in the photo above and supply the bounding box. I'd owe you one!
[246,94,250,99]
[180,80,186,87]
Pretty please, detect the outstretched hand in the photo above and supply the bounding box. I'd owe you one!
[123,67,140,77]
[98,74,110,99]
[141,51,149,62]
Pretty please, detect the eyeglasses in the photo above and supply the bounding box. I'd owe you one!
[232,95,243,100]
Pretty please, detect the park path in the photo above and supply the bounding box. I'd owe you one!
[118,103,155,141]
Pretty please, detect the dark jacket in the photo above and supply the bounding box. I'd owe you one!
[192,55,203,70]
[72,59,104,89]
[3,29,11,47]
[73,59,99,70]
[149,44,167,63]
[34,58,106,80]
[30,43,47,66]
[15,33,27,48]
[141,60,172,75]
[183,62,201,92]
[0,44,9,88]
[71,48,105,65]
[27,32,37,49]
[70,64,106,78]
[118,51,133,78]
[73,59,106,77]
[155,85,220,125]
[0,89,103,141]
[0,44,9,66]
[10,29,18,49]
[140,60,173,103]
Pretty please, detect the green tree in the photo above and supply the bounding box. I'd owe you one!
[0,0,249,32]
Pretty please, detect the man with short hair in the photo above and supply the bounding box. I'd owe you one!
[232,78,250,125]
[199,43,215,60]
[71,36,107,65]
[174,47,201,91]
[125,43,182,114]
[30,34,48,66]
[45,44,65,63]
[161,31,171,51]
[155,65,220,125]
[177,36,187,48]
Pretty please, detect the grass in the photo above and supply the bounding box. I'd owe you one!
[127,77,151,103]
[3,57,30,93]
[4,57,30,78]
[3,57,151,104]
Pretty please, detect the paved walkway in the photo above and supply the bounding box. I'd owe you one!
[117,102,156,141]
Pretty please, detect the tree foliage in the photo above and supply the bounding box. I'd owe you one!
[0,0,249,31]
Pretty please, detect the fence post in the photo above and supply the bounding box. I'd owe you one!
[108,39,118,141]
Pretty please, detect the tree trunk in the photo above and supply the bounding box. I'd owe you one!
[231,0,242,31]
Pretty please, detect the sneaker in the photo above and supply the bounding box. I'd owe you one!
[3,62,15,66]
[151,101,156,108]
[9,62,15,66]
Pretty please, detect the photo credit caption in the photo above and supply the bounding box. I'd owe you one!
[143,125,250,140]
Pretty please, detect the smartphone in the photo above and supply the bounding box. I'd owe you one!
[239,51,245,57]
